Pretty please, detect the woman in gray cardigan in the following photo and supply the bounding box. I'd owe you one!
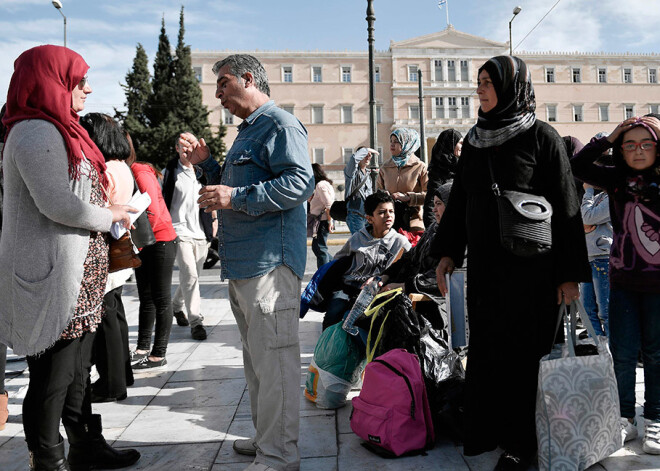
[0,46,138,471]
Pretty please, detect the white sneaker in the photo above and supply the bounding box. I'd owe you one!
[643,419,660,454]
[621,417,638,443]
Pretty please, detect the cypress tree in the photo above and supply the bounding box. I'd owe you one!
[144,16,179,167]
[172,6,226,161]
[116,43,151,162]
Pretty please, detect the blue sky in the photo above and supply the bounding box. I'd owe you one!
[1,0,658,113]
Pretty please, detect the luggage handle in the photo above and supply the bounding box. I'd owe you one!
[372,358,416,419]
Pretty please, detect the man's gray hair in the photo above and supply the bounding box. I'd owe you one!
[213,54,270,97]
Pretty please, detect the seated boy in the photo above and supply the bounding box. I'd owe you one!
[380,182,452,295]
[322,190,411,329]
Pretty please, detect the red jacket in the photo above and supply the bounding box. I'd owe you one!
[131,162,177,243]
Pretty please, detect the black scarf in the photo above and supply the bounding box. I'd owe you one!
[429,129,462,183]
[466,56,536,148]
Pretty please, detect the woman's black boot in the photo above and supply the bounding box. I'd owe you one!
[65,414,140,470]
[29,439,71,471]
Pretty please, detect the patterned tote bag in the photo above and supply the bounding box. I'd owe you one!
[536,300,622,471]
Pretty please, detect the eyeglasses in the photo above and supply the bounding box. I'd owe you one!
[78,76,89,88]
[621,141,657,152]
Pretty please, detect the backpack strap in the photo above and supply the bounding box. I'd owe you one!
[373,358,416,419]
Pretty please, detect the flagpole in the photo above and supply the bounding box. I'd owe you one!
[446,0,450,27]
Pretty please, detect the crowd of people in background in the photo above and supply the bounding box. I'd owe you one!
[1,39,660,471]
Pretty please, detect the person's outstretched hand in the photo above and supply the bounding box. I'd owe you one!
[178,132,210,165]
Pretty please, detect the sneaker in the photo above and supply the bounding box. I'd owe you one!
[129,350,148,364]
[233,437,257,456]
[643,419,660,454]
[132,357,167,370]
[621,417,639,443]
[174,310,189,327]
[191,325,207,341]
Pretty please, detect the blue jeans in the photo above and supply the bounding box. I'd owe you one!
[346,210,365,234]
[323,290,351,331]
[609,288,660,420]
[580,257,610,337]
[311,220,331,269]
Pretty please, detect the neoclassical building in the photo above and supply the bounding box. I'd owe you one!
[192,26,660,175]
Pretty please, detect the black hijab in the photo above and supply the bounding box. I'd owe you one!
[466,55,536,148]
[429,129,462,183]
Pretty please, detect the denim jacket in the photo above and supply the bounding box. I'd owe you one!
[198,101,314,280]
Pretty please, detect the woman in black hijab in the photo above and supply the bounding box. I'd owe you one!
[423,129,462,227]
[433,56,590,470]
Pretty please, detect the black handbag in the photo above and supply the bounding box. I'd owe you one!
[330,171,371,222]
[488,155,553,257]
[129,180,156,249]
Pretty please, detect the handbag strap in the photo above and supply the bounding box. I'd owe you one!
[556,299,602,357]
[347,171,370,200]
[486,154,502,197]
[364,288,404,363]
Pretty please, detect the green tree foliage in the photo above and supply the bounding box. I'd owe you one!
[115,43,151,161]
[118,10,226,169]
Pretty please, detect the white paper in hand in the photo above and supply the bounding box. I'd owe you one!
[110,191,152,240]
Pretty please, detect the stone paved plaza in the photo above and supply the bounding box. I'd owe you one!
[0,242,658,470]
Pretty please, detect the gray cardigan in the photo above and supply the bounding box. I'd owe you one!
[0,120,112,356]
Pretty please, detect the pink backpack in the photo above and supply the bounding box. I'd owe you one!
[350,349,435,457]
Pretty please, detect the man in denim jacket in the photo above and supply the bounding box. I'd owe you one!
[181,54,313,471]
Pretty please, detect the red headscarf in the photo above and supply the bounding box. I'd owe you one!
[2,45,107,188]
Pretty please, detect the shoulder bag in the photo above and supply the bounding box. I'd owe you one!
[487,154,553,257]
[330,171,371,222]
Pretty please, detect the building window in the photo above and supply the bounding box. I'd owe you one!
[376,105,382,124]
[546,67,555,83]
[624,68,633,83]
[599,104,609,122]
[312,148,325,164]
[341,66,352,83]
[460,60,469,82]
[434,60,443,81]
[408,65,418,82]
[311,106,324,124]
[572,68,581,83]
[282,105,294,115]
[651,104,660,114]
[598,68,607,83]
[460,97,470,118]
[193,67,202,82]
[341,105,353,124]
[434,97,444,119]
[650,69,657,84]
[625,105,635,119]
[448,97,458,118]
[409,104,420,121]
[312,66,322,83]
[223,110,234,125]
[342,148,354,165]
[547,105,557,122]
[447,60,456,81]
[375,65,381,83]
[282,66,293,83]
[573,105,583,122]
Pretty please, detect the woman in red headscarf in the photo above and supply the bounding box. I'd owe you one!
[0,45,139,471]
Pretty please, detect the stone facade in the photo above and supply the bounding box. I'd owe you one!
[192,25,660,179]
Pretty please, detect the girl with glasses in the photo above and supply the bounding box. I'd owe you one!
[571,114,660,455]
